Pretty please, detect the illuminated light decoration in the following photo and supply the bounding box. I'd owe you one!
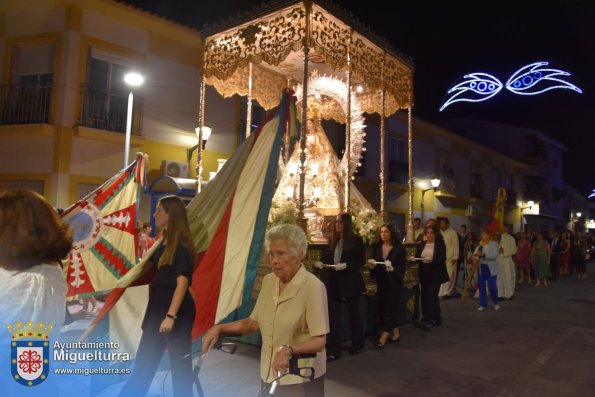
[505,61,583,95]
[440,61,582,111]
[439,73,503,111]
[588,189,595,199]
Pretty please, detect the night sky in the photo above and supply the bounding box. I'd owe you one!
[123,0,595,195]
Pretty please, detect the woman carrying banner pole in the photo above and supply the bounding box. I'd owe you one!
[119,195,196,397]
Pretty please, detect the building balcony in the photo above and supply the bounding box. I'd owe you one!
[79,84,143,135]
[0,83,52,125]
[520,135,549,165]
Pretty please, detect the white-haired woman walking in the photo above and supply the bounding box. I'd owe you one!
[202,224,329,396]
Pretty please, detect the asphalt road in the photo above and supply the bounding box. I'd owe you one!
[193,263,595,397]
[61,262,594,397]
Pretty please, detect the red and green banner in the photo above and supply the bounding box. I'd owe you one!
[62,153,147,298]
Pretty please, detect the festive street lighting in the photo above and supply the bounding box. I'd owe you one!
[123,72,144,167]
[521,200,535,211]
[420,178,441,222]
[194,126,212,192]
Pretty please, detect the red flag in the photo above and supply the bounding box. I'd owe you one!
[487,187,506,236]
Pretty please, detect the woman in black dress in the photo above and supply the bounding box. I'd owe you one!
[416,224,448,331]
[369,223,406,348]
[120,195,196,397]
[323,213,366,361]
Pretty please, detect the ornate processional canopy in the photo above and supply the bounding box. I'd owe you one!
[201,0,414,115]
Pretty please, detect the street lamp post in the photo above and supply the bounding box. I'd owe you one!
[421,178,441,222]
[520,200,535,232]
[186,126,212,161]
[123,72,144,168]
[194,126,212,192]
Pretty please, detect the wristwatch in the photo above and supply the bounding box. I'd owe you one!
[280,344,294,357]
[166,313,178,320]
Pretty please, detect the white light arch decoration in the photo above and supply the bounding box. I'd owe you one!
[295,73,366,179]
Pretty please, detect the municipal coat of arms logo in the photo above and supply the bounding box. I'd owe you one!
[7,320,53,387]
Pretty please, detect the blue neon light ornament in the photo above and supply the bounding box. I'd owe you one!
[506,62,583,95]
[440,61,582,111]
[439,73,502,112]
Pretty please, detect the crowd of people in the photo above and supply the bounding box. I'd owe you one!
[306,214,593,370]
[460,223,591,296]
[1,188,592,397]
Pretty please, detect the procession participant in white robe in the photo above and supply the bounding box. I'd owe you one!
[497,224,517,299]
[438,217,459,297]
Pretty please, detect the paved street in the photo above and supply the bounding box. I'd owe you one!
[63,262,595,397]
[192,263,595,397]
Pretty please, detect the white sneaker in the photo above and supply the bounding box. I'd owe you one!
[494,305,500,311]
[60,322,77,333]
[477,307,485,311]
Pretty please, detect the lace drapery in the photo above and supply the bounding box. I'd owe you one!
[206,64,287,110]
[202,2,414,113]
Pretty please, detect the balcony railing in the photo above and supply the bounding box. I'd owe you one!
[0,83,52,125]
[79,85,143,134]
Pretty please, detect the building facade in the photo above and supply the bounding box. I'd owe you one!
[355,113,528,235]
[0,0,240,220]
[441,118,569,231]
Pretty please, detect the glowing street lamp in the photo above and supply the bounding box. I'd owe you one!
[430,178,441,190]
[421,177,441,222]
[194,126,213,192]
[521,200,535,211]
[123,72,144,168]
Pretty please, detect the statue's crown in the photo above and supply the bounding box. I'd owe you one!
[7,320,53,340]
[306,99,322,120]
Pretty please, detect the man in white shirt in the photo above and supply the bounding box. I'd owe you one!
[413,217,423,241]
[497,224,517,299]
[438,217,459,297]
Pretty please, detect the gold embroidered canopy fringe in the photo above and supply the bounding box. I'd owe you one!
[201,1,414,114]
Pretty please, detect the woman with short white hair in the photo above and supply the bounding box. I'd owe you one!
[202,224,329,396]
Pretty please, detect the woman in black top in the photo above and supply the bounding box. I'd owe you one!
[415,224,448,331]
[370,224,406,348]
[120,196,196,397]
[322,213,365,361]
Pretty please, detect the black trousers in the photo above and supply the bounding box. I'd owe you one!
[119,317,194,397]
[377,282,402,332]
[421,280,441,325]
[550,253,560,280]
[411,285,421,322]
[327,295,364,357]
